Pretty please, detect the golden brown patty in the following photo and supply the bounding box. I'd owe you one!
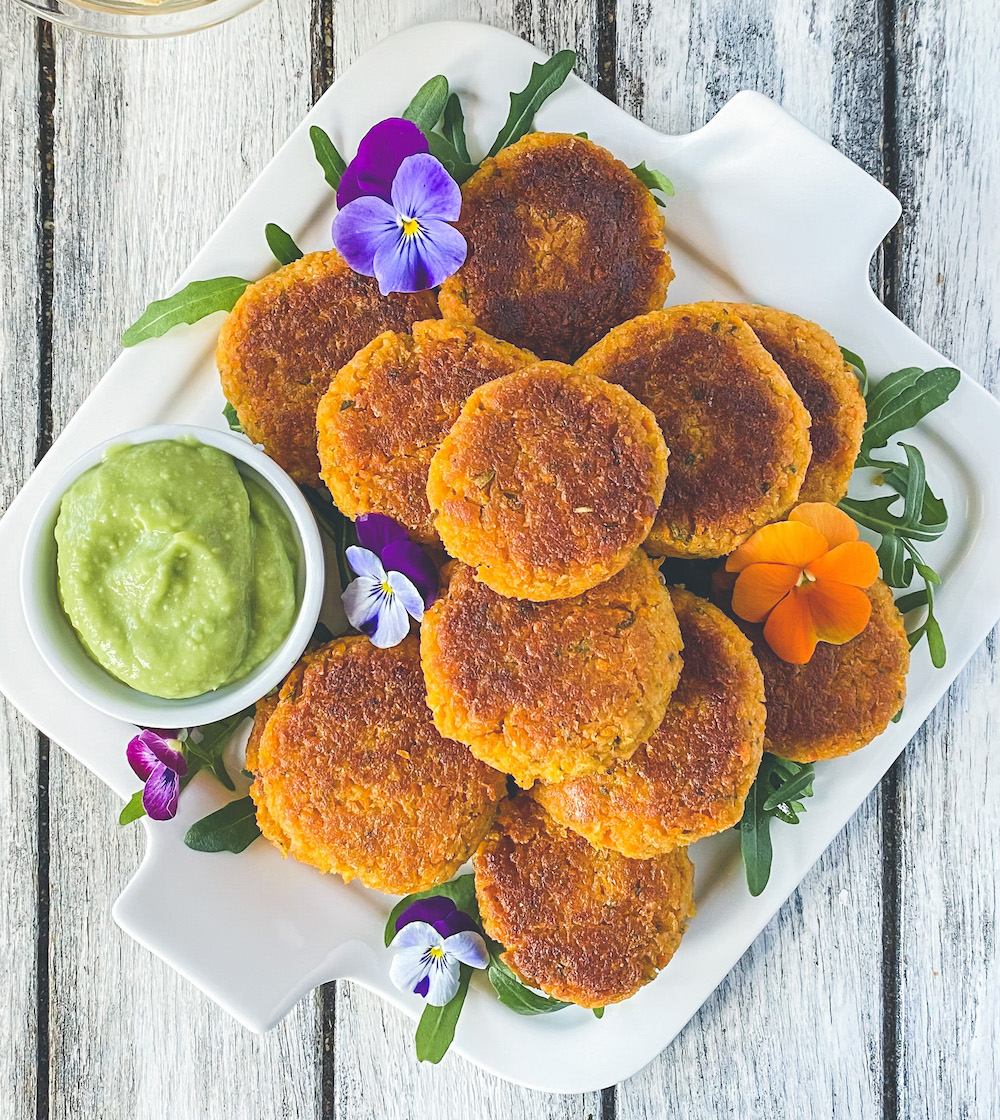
[473,795,695,1007]
[717,578,908,762]
[728,304,866,504]
[535,588,765,856]
[316,320,534,544]
[439,133,672,362]
[217,251,437,486]
[248,636,506,893]
[576,303,812,558]
[421,553,683,788]
[427,362,669,600]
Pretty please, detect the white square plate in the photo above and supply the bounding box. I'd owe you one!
[1,20,998,1095]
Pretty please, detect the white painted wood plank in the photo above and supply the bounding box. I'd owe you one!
[45,4,321,1117]
[0,6,43,1119]
[893,1,1000,1114]
[324,3,606,1114]
[615,2,888,1115]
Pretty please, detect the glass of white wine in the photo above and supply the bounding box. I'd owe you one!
[13,0,265,37]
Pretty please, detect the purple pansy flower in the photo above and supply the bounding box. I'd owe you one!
[126,728,188,821]
[342,514,438,649]
[332,119,467,296]
[389,896,489,1005]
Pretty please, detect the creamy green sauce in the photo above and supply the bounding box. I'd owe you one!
[55,438,298,698]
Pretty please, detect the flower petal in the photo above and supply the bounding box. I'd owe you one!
[442,930,489,970]
[762,587,819,664]
[731,563,802,623]
[789,502,859,548]
[390,153,462,222]
[355,513,409,559]
[341,575,388,632]
[726,521,829,573]
[423,956,461,1006]
[127,729,186,780]
[387,570,425,622]
[337,118,429,209]
[807,541,879,587]
[390,920,442,951]
[368,592,412,648]
[382,539,438,607]
[389,944,434,996]
[331,196,399,277]
[141,763,181,821]
[801,580,873,645]
[395,896,456,933]
[372,220,467,294]
[436,908,479,938]
[345,545,387,582]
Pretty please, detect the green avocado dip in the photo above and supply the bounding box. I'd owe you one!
[54,438,298,699]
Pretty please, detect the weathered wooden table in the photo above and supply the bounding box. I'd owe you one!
[2,0,997,1115]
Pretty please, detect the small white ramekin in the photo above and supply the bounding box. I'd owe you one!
[20,425,325,728]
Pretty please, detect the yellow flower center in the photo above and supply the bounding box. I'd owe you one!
[381,580,394,595]
[428,946,444,959]
[400,216,421,238]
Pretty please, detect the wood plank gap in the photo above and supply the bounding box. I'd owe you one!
[311,0,335,105]
[600,1085,616,1120]
[595,0,616,100]
[33,20,55,1120]
[320,983,336,1120]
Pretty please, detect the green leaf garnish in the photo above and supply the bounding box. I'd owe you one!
[121,277,250,347]
[442,93,471,164]
[424,131,478,185]
[487,50,577,158]
[593,1007,605,1019]
[486,955,570,1014]
[631,160,675,206]
[265,222,303,267]
[841,346,869,397]
[840,359,959,666]
[184,795,261,853]
[118,790,146,826]
[403,75,450,133]
[183,705,255,792]
[740,755,815,896]
[309,125,347,191]
[301,486,357,593]
[223,401,244,434]
[414,965,472,1064]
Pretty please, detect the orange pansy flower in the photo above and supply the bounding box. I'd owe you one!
[725,502,879,664]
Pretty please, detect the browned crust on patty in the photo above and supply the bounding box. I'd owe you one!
[421,553,683,788]
[473,795,695,1007]
[217,251,438,486]
[439,133,673,362]
[535,588,765,855]
[575,303,812,558]
[427,362,669,600]
[316,320,535,544]
[715,578,909,762]
[729,304,866,504]
[248,636,506,893]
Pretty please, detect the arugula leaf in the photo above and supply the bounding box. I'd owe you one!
[486,955,570,1014]
[442,93,472,164]
[384,875,479,946]
[859,366,960,458]
[184,795,261,854]
[415,965,471,1063]
[118,790,146,826]
[631,160,675,205]
[302,486,357,592]
[841,346,869,397]
[403,75,450,133]
[121,277,250,347]
[740,755,815,896]
[184,706,254,792]
[487,50,577,157]
[593,1007,605,1019]
[265,222,303,266]
[424,131,479,185]
[310,125,347,191]
[223,401,244,434]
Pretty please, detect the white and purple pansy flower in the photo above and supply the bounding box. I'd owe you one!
[331,117,467,296]
[126,728,188,821]
[389,895,489,1006]
[341,513,438,649]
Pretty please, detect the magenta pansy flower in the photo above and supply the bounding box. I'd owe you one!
[126,728,188,821]
[332,119,467,296]
[341,514,438,649]
[389,896,488,1005]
